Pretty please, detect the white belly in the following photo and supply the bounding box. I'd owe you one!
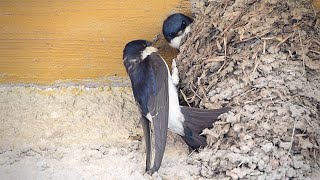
[162,56,185,136]
[167,77,185,135]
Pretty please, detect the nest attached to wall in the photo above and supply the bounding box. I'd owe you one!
[176,0,320,178]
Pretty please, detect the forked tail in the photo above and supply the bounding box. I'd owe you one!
[180,107,231,150]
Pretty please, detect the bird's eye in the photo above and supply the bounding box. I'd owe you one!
[169,33,174,37]
[182,21,186,25]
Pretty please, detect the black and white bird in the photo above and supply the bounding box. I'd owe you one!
[123,40,230,174]
[162,13,193,49]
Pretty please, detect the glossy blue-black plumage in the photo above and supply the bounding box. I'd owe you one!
[123,40,157,115]
[128,58,157,115]
[162,13,193,42]
[123,40,169,174]
[123,40,152,60]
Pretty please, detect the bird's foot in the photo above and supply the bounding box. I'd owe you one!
[145,169,162,179]
[171,59,179,86]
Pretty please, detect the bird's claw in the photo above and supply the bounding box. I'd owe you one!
[171,58,177,68]
[171,59,179,86]
[145,170,162,180]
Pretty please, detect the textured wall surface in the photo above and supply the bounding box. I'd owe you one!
[0,0,190,84]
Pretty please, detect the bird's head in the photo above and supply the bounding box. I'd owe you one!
[123,40,158,72]
[162,13,193,49]
[123,40,158,62]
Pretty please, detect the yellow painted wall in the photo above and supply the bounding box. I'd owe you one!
[0,1,319,85]
[315,0,320,9]
[0,0,190,84]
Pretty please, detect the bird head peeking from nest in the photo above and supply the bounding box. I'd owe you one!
[162,13,193,49]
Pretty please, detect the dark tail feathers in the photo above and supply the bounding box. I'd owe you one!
[180,107,231,150]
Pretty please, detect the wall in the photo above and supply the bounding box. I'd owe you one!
[0,0,190,84]
[0,0,319,85]
[315,0,320,9]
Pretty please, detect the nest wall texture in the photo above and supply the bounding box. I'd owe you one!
[176,0,320,179]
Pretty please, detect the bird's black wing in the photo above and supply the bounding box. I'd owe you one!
[146,53,169,173]
[140,115,151,171]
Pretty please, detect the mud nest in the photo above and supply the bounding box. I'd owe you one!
[176,0,320,179]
